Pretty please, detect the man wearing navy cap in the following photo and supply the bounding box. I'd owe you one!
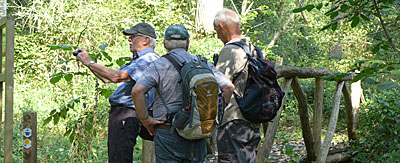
[75,23,159,162]
[131,24,234,162]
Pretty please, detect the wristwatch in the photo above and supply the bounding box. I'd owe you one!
[88,61,95,69]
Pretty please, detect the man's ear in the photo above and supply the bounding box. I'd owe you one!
[143,37,150,46]
[185,39,190,51]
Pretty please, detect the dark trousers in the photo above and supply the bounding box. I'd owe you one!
[217,119,261,163]
[154,128,207,163]
[108,106,153,163]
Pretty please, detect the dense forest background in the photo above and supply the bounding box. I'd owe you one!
[3,0,399,162]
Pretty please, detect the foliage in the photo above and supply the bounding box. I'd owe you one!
[350,82,400,162]
[6,0,400,162]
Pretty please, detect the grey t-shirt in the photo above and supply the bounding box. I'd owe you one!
[137,48,231,121]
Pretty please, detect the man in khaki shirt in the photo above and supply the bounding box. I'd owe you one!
[213,9,261,163]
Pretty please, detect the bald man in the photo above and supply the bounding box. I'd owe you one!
[213,9,261,163]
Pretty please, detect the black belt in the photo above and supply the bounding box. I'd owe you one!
[155,124,172,130]
[111,104,135,110]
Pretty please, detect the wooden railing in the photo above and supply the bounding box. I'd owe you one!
[256,65,359,162]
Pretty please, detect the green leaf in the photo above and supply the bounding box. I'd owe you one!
[99,88,114,98]
[102,51,112,62]
[59,58,75,64]
[43,116,52,126]
[64,73,73,82]
[352,73,368,82]
[285,144,294,155]
[316,3,323,10]
[69,132,75,143]
[86,123,93,132]
[67,99,75,108]
[47,44,62,50]
[372,43,381,53]
[61,45,74,50]
[60,107,67,119]
[49,109,57,115]
[330,11,339,19]
[331,22,338,31]
[360,14,370,21]
[292,7,306,13]
[116,59,125,67]
[53,113,60,125]
[50,74,63,84]
[351,16,360,28]
[377,81,398,90]
[64,129,72,137]
[99,44,109,51]
[320,24,332,31]
[339,4,350,12]
[305,5,314,11]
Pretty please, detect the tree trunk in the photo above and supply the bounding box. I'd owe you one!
[268,0,304,49]
[350,80,362,130]
[342,83,356,141]
[196,0,223,31]
[329,0,344,57]
[256,78,293,162]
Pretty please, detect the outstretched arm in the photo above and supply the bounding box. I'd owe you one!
[75,47,132,83]
[131,83,164,136]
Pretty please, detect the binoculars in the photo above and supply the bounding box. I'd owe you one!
[73,49,82,56]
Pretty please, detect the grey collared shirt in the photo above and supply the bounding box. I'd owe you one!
[137,48,231,121]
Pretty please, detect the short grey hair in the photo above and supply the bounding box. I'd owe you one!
[164,39,187,51]
[149,37,156,48]
[214,9,240,27]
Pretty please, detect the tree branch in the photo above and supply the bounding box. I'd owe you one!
[372,0,399,54]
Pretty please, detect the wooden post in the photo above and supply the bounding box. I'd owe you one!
[142,140,155,163]
[23,111,37,163]
[0,20,3,159]
[313,78,324,158]
[342,83,356,141]
[291,77,316,161]
[318,81,344,162]
[4,16,15,163]
[256,77,293,162]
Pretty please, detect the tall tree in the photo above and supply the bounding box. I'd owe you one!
[196,0,223,31]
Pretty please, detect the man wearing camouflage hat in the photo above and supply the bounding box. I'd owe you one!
[75,22,159,162]
[131,24,234,162]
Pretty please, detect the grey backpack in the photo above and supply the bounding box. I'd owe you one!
[156,53,219,139]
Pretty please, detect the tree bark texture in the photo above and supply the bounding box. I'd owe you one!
[142,140,155,163]
[350,80,362,130]
[256,78,293,162]
[342,83,356,141]
[196,0,223,31]
[318,81,344,163]
[275,65,355,81]
[313,78,324,159]
[268,0,304,49]
[291,77,316,162]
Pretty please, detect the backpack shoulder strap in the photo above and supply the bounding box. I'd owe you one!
[163,53,182,72]
[226,41,252,83]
